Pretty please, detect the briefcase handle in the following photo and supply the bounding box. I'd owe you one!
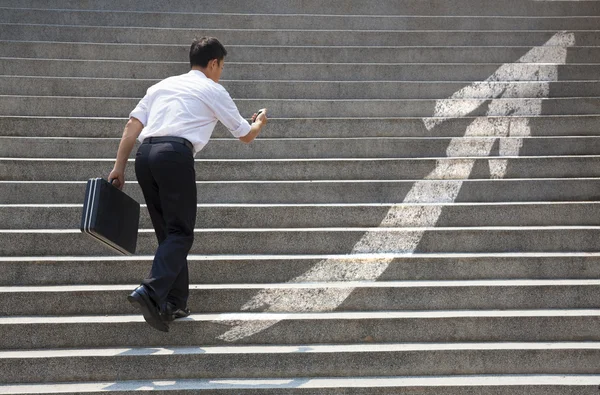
[108,178,121,189]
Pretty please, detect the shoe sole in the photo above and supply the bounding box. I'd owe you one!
[163,310,190,322]
[128,292,169,333]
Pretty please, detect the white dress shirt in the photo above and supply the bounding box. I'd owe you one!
[130,70,251,156]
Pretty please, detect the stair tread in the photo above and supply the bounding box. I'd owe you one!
[5,279,600,293]
[4,341,600,358]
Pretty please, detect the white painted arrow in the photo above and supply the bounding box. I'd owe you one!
[217,31,577,342]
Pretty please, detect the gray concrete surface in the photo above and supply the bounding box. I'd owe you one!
[4,76,600,99]
[2,96,599,117]
[3,136,600,159]
[2,0,599,16]
[2,179,600,204]
[2,115,599,138]
[0,313,599,349]
[2,227,600,256]
[2,7,600,30]
[2,344,600,383]
[1,0,600,391]
[2,58,598,80]
[2,202,600,229]
[5,25,600,46]
[2,254,600,286]
[2,156,600,181]
[3,282,600,315]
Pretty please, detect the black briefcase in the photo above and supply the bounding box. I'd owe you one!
[80,178,140,255]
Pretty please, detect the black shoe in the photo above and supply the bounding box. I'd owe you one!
[161,302,191,322]
[128,286,169,332]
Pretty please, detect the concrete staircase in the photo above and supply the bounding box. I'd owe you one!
[1,0,600,393]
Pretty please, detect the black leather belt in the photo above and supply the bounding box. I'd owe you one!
[142,136,193,151]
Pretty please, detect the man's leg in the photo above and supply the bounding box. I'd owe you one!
[130,143,170,332]
[167,258,189,310]
[141,142,197,307]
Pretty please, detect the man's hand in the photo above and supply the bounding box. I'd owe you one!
[241,108,268,143]
[108,168,125,190]
[252,108,268,126]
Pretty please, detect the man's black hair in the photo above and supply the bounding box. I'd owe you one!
[190,37,227,68]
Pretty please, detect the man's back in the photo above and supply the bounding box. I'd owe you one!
[133,70,250,155]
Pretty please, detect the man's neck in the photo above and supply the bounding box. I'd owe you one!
[191,66,208,78]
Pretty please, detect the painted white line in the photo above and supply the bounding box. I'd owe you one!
[3,201,600,208]
[216,31,577,342]
[3,155,600,161]
[3,178,600,184]
[4,76,600,84]
[2,251,600,262]
[3,279,600,292]
[2,341,600,358]
[3,309,600,325]
[3,225,600,233]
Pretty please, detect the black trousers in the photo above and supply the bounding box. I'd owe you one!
[135,140,196,310]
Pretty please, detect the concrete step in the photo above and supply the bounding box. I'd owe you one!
[3,96,600,118]
[5,25,600,47]
[2,8,600,30]
[3,156,600,181]
[3,202,599,230]
[2,58,597,80]
[4,136,600,159]
[2,0,599,16]
[12,41,600,64]
[2,342,600,383]
[2,227,600,256]
[4,281,600,316]
[2,311,600,350]
[2,376,600,395]
[2,179,599,205]
[2,253,600,286]
[5,76,600,99]
[2,116,599,139]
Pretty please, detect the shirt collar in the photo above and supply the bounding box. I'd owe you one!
[189,69,208,79]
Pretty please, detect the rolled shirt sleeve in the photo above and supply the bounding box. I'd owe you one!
[129,91,151,126]
[210,84,252,138]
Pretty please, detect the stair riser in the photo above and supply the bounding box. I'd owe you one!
[2,179,599,204]
[2,228,600,256]
[3,256,600,286]
[3,0,599,16]
[2,116,598,138]
[2,316,600,350]
[3,286,600,316]
[2,157,600,181]
[2,59,597,80]
[2,349,600,383]
[8,42,586,64]
[5,77,600,99]
[5,26,600,46]
[4,137,600,159]
[2,9,599,30]
[3,204,599,229]
[2,97,599,118]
